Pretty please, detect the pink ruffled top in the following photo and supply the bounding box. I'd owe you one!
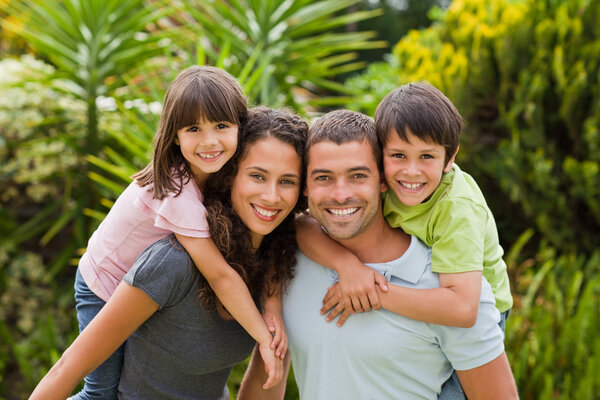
[79,178,209,301]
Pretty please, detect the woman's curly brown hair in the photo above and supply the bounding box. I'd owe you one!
[197,106,308,309]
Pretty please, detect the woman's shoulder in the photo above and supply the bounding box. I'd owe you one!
[125,236,195,293]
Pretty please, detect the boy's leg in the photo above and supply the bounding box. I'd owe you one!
[438,372,466,400]
[438,309,511,399]
[71,267,124,400]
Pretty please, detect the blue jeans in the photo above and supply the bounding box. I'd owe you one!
[438,309,511,400]
[71,267,124,400]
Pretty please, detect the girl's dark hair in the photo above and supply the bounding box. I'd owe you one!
[198,106,308,309]
[133,65,248,199]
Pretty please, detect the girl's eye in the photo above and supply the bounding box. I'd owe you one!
[216,123,229,129]
[186,126,199,133]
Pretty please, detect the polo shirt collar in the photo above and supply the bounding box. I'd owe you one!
[366,235,430,284]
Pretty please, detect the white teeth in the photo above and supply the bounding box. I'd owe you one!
[328,207,358,216]
[401,182,423,190]
[253,205,279,217]
[198,152,221,159]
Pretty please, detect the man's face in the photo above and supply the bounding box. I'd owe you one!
[305,140,387,240]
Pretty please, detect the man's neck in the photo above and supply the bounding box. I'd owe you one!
[335,215,411,264]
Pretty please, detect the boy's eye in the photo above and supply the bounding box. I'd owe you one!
[391,153,404,159]
[421,154,434,159]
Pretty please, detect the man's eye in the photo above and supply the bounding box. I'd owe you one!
[353,174,367,179]
[315,176,330,182]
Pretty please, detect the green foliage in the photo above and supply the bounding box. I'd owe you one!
[177,0,386,108]
[347,0,600,256]
[505,234,600,399]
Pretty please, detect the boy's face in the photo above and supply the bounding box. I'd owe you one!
[382,128,456,206]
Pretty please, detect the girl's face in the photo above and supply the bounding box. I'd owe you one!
[231,137,302,248]
[175,119,239,187]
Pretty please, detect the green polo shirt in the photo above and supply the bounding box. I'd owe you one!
[383,164,513,312]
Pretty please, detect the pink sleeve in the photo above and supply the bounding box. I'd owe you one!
[134,180,210,238]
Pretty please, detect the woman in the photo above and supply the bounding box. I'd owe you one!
[30,106,308,399]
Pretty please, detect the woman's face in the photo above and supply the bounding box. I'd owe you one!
[231,137,302,248]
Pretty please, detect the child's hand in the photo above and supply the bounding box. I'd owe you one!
[320,262,388,325]
[262,309,287,359]
[258,340,284,389]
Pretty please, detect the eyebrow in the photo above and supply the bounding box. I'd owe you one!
[309,166,372,176]
[246,166,300,179]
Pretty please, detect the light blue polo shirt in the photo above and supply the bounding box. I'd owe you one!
[283,235,505,400]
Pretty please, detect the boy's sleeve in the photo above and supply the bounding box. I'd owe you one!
[429,198,488,274]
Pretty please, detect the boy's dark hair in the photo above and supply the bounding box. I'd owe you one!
[375,82,463,165]
[307,109,382,172]
[133,65,248,199]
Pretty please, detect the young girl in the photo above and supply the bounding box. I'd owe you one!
[30,106,307,399]
[72,66,284,399]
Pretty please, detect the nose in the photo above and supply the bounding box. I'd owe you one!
[331,179,352,203]
[402,161,420,176]
[260,182,281,204]
[199,129,218,147]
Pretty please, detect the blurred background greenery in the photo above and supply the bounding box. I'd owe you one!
[0,0,598,398]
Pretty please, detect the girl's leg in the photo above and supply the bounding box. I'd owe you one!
[70,267,124,400]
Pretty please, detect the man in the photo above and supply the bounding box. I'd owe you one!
[238,110,518,400]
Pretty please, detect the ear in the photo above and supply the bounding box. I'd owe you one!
[444,146,459,173]
[380,172,388,193]
[303,185,309,197]
[174,136,180,146]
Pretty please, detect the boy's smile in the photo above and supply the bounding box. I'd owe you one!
[383,129,456,206]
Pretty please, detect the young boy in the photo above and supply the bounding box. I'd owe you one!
[297,82,512,330]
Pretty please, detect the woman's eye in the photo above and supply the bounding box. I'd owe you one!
[251,174,265,181]
[281,179,297,185]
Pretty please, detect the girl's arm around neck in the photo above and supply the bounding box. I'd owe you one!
[175,234,283,389]
[29,282,159,399]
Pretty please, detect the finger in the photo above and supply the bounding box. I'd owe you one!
[336,308,354,327]
[358,294,371,312]
[322,290,335,308]
[277,334,288,359]
[271,327,282,350]
[368,289,381,310]
[350,296,364,313]
[375,272,388,292]
[325,303,345,322]
[321,295,341,315]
